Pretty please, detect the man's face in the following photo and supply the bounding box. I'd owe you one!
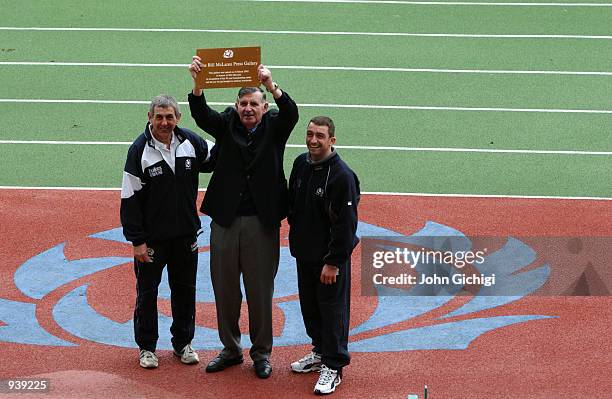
[306,122,336,161]
[235,91,268,130]
[148,106,180,137]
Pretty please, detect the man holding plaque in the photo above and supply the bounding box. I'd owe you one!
[188,55,299,379]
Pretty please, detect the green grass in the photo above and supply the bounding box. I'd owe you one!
[2,31,612,72]
[0,0,610,196]
[1,144,610,197]
[3,65,612,109]
[2,0,612,35]
[3,103,612,152]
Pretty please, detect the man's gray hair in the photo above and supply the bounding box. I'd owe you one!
[237,87,266,101]
[149,94,180,117]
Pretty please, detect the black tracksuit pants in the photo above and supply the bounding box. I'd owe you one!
[296,259,351,370]
[133,235,198,353]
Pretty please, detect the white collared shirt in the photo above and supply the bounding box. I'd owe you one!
[150,128,178,173]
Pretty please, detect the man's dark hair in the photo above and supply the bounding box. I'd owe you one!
[309,116,335,138]
[237,87,266,101]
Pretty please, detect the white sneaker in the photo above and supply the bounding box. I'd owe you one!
[174,343,199,364]
[139,349,158,369]
[291,351,322,373]
[314,365,342,395]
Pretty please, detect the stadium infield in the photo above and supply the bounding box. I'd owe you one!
[0,189,611,398]
[1,0,611,397]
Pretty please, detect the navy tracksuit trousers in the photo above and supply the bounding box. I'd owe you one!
[133,235,198,353]
[296,259,351,370]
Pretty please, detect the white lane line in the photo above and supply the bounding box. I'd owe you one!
[361,191,612,201]
[0,99,152,104]
[1,99,610,114]
[0,62,188,68]
[1,140,610,155]
[298,103,612,113]
[0,27,610,39]
[272,65,612,75]
[0,186,122,191]
[322,145,612,155]
[1,185,610,201]
[2,62,612,76]
[0,140,133,145]
[244,0,612,6]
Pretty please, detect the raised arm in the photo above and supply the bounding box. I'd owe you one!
[188,55,227,139]
[258,64,282,99]
[189,55,205,97]
[258,64,299,141]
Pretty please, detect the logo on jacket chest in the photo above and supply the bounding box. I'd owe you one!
[148,166,163,177]
[315,187,324,197]
[185,159,192,170]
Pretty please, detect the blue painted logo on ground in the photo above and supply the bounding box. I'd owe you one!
[0,217,553,350]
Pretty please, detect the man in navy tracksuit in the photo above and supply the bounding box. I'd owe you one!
[120,94,215,369]
[288,116,360,395]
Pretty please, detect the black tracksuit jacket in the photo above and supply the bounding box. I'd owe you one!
[288,151,360,266]
[120,124,214,246]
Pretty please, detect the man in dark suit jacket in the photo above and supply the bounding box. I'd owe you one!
[188,57,299,378]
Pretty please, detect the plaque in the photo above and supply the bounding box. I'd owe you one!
[195,47,261,89]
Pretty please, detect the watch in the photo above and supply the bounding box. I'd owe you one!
[266,82,279,93]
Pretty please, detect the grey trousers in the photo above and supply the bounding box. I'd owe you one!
[210,216,279,361]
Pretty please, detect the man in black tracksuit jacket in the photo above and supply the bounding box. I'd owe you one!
[288,116,360,395]
[120,95,215,369]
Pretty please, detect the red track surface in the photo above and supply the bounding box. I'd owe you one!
[0,190,611,398]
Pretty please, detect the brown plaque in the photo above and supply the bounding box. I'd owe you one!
[195,47,261,89]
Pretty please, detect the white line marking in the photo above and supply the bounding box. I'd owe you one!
[0,62,188,68]
[323,145,612,155]
[1,185,610,201]
[1,99,610,114]
[272,65,612,76]
[244,0,612,7]
[0,186,122,191]
[0,99,152,105]
[2,140,610,155]
[0,27,610,39]
[298,104,612,113]
[2,61,611,76]
[361,191,612,201]
[0,140,133,145]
